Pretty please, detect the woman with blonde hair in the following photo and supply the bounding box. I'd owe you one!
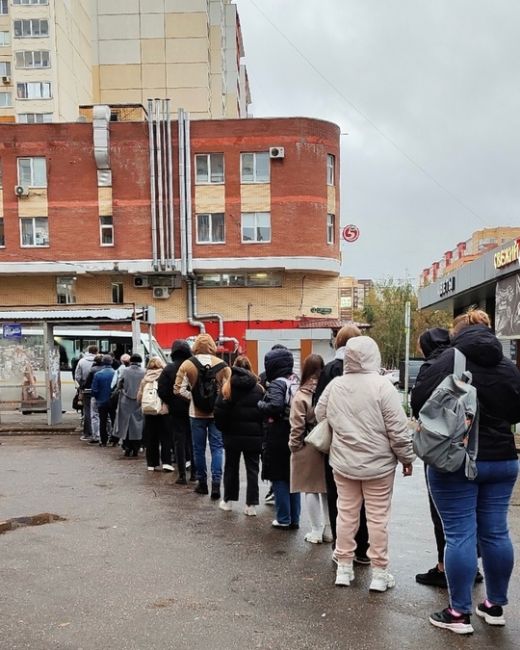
[137,356,171,471]
[412,308,520,635]
[214,355,264,515]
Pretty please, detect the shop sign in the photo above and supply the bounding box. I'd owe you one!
[438,277,456,297]
[494,238,520,270]
[311,306,332,315]
[2,323,22,339]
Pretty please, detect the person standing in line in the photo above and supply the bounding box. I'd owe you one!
[174,333,231,500]
[313,325,370,564]
[214,355,264,516]
[91,355,116,447]
[316,336,414,592]
[74,344,98,441]
[83,354,104,445]
[258,346,301,529]
[411,309,520,635]
[289,353,332,544]
[158,339,195,484]
[117,354,146,458]
[109,353,130,445]
[137,356,171,471]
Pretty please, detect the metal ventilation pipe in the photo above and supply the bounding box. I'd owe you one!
[147,99,158,271]
[165,98,175,269]
[155,99,166,271]
[178,109,187,278]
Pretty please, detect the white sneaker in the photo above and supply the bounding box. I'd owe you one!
[162,464,174,472]
[244,505,257,516]
[304,530,323,544]
[219,500,232,512]
[335,563,355,587]
[147,466,155,471]
[369,568,396,592]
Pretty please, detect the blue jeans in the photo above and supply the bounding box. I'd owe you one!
[190,417,223,484]
[272,480,301,526]
[428,459,519,613]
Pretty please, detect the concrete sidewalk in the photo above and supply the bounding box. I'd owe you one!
[0,409,81,435]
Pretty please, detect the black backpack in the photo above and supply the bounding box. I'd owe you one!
[190,356,227,413]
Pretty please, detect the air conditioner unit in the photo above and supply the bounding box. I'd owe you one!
[133,275,149,288]
[14,185,29,197]
[269,146,285,159]
[152,286,170,300]
[2,75,11,84]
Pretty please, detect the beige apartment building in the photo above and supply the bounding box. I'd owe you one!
[0,0,250,124]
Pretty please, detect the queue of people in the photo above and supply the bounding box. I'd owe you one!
[73,311,520,638]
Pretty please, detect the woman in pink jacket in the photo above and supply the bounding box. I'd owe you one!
[315,336,415,592]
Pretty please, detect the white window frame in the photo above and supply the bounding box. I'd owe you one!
[327,154,335,186]
[0,31,10,46]
[15,50,50,69]
[240,152,270,183]
[18,112,53,123]
[0,61,11,75]
[195,153,224,184]
[99,215,114,247]
[17,157,47,187]
[0,91,12,107]
[20,216,49,247]
[327,213,335,245]
[196,212,225,244]
[111,282,124,304]
[56,276,76,305]
[17,81,52,100]
[13,19,49,38]
[0,0,7,15]
[241,212,271,243]
[0,217,4,247]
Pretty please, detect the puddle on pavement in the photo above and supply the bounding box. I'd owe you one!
[0,513,66,535]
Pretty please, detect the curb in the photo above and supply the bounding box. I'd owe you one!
[0,429,79,437]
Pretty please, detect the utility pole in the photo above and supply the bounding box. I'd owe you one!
[403,300,411,412]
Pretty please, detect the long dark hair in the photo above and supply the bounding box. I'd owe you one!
[300,354,324,386]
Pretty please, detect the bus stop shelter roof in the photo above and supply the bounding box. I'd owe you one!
[0,305,147,324]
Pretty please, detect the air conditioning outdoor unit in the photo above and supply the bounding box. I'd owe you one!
[133,275,149,288]
[14,185,29,197]
[269,146,285,159]
[2,75,11,84]
[152,286,170,300]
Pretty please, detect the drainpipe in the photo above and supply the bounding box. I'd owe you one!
[191,280,239,351]
[155,99,166,271]
[147,99,158,271]
[165,98,175,269]
[187,277,206,332]
[178,109,187,278]
[185,112,193,276]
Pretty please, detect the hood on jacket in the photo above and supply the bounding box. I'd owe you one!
[452,324,503,367]
[230,366,258,392]
[192,333,217,355]
[171,339,192,361]
[143,368,163,382]
[419,328,451,359]
[264,347,294,382]
[344,336,381,374]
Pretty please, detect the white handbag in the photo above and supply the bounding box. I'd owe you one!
[304,419,332,454]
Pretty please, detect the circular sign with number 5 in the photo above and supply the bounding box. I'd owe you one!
[342,224,360,243]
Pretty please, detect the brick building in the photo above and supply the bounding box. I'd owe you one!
[0,108,341,369]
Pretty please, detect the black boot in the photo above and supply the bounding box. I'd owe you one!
[194,481,208,495]
[176,474,188,485]
[210,482,221,501]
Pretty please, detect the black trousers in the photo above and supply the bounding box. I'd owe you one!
[97,402,115,446]
[82,393,92,437]
[325,456,370,556]
[170,414,194,479]
[144,415,172,468]
[223,447,260,506]
[424,464,446,564]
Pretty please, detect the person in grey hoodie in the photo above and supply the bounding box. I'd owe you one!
[74,345,98,440]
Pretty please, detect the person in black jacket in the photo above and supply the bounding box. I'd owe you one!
[411,309,520,635]
[157,339,194,484]
[313,324,370,564]
[214,356,264,515]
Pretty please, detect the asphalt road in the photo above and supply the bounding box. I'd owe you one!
[1,435,519,650]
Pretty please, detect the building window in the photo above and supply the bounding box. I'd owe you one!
[0,61,11,76]
[111,282,124,304]
[327,154,335,185]
[14,19,49,38]
[0,218,4,247]
[17,81,52,99]
[195,153,224,184]
[0,92,12,107]
[18,112,53,123]
[20,216,48,247]
[240,152,270,183]
[99,215,114,246]
[15,51,50,69]
[327,214,335,244]
[13,0,49,5]
[17,157,47,187]
[0,0,7,15]
[196,271,282,288]
[241,212,271,243]
[0,31,9,46]
[196,213,225,243]
[56,276,76,304]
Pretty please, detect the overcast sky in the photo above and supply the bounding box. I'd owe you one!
[235,0,520,282]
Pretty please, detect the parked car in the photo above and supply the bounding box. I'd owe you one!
[398,358,423,390]
[383,369,400,387]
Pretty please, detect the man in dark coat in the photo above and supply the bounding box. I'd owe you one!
[158,339,194,484]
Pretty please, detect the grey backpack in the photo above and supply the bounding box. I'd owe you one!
[414,348,479,480]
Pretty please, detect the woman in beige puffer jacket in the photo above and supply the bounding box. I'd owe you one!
[315,336,415,592]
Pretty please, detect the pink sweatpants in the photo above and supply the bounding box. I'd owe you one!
[334,469,395,568]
